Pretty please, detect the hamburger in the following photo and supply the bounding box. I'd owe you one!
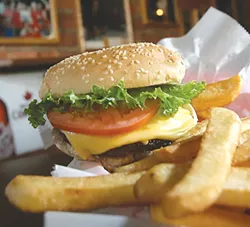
[25,42,205,172]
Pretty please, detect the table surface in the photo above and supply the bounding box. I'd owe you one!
[0,146,72,227]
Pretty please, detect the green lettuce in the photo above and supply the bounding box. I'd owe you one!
[24,80,205,128]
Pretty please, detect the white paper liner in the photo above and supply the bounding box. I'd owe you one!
[45,7,250,224]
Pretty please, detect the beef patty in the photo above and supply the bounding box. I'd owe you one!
[52,129,172,172]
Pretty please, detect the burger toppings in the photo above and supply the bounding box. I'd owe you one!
[25,80,205,134]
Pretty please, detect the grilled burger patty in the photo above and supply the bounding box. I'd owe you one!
[52,129,172,172]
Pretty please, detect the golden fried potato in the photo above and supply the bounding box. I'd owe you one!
[5,171,145,212]
[216,167,250,208]
[115,127,250,174]
[197,109,211,120]
[135,163,250,209]
[175,119,208,143]
[150,205,250,227]
[192,75,241,112]
[239,129,250,145]
[161,108,241,218]
[114,139,200,173]
[241,117,250,133]
[134,163,190,203]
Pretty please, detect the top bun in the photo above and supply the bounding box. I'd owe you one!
[39,42,185,98]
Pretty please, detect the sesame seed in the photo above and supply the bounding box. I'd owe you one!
[81,66,85,70]
[168,59,174,63]
[98,62,102,65]
[136,73,140,77]
[131,54,135,57]
[85,80,89,83]
[109,59,112,63]
[124,69,128,74]
[135,60,140,64]
[110,76,115,81]
[118,62,123,66]
[122,56,128,59]
[115,55,119,59]
[107,65,111,69]
[102,55,107,58]
[88,58,92,61]
[109,69,114,74]
[149,61,153,65]
[113,60,118,64]
[92,59,95,64]
[98,78,104,81]
[104,71,109,75]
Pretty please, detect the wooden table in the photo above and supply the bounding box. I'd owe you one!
[0,146,72,227]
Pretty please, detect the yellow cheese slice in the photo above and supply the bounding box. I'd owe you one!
[63,104,197,159]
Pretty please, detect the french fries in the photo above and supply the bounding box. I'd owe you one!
[192,75,241,112]
[161,108,241,217]
[135,163,250,209]
[5,73,250,226]
[5,171,145,212]
[150,205,250,227]
[114,139,200,173]
[115,118,250,174]
[7,163,250,213]
[197,109,211,120]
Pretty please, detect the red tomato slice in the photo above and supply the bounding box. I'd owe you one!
[47,100,159,136]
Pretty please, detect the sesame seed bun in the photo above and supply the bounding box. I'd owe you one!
[39,42,185,98]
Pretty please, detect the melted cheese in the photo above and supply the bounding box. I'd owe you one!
[63,104,197,159]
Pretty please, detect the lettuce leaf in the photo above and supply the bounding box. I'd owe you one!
[24,80,205,128]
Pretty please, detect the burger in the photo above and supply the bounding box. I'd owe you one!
[25,42,205,172]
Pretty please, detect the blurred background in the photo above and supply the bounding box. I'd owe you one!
[0,0,249,226]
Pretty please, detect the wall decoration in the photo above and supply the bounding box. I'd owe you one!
[0,0,59,44]
[80,0,133,50]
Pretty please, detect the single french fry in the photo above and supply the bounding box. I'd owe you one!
[216,167,250,208]
[135,163,250,209]
[241,117,250,133]
[239,129,250,145]
[192,75,242,112]
[150,205,250,227]
[114,155,160,173]
[175,119,208,143]
[197,109,211,120]
[5,171,145,212]
[161,108,241,218]
[233,139,250,166]
[114,139,200,173]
